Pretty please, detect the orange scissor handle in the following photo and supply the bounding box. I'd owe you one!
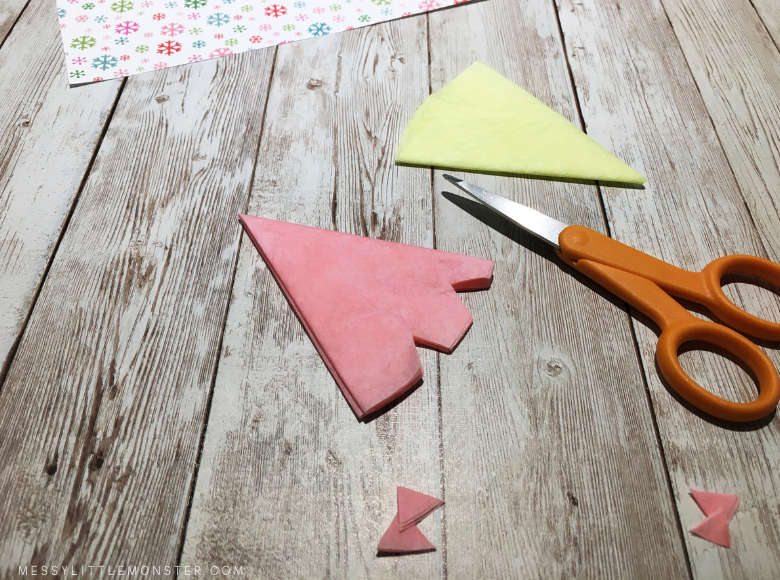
[558,225,780,341]
[557,226,780,422]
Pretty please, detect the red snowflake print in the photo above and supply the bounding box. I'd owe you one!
[234,14,242,19]
[208,47,233,58]
[249,35,262,43]
[157,40,182,55]
[214,33,224,39]
[76,15,88,22]
[102,46,110,51]
[154,62,168,69]
[114,69,128,77]
[188,54,203,62]
[160,22,185,36]
[259,23,272,31]
[93,77,104,81]
[264,4,287,17]
[120,54,130,60]
[152,12,166,20]
[115,20,140,35]
[418,0,440,9]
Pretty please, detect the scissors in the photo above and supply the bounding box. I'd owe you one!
[443,175,780,422]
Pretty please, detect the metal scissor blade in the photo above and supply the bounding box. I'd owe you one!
[442,175,569,250]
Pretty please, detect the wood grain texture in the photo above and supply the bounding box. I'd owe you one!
[662,0,780,258]
[0,50,275,573]
[0,0,28,47]
[0,0,121,383]
[556,0,780,577]
[180,19,443,579]
[428,1,688,578]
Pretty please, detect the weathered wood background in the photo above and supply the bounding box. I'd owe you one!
[1,0,779,577]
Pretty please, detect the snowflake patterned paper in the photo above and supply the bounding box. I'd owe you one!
[57,0,474,86]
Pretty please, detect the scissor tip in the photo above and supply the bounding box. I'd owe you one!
[442,174,461,184]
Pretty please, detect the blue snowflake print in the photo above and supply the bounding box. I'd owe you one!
[58,8,66,17]
[165,1,178,7]
[381,8,392,15]
[207,12,230,26]
[115,37,129,45]
[92,55,118,70]
[308,22,331,36]
[293,1,305,6]
[193,39,206,48]
[223,0,235,4]
[95,15,107,22]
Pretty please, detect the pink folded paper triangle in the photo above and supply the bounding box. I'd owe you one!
[689,489,740,548]
[239,215,494,419]
[377,514,436,554]
[398,487,444,532]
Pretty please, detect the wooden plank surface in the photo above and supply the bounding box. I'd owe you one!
[0,0,121,383]
[556,0,780,577]
[180,20,444,578]
[428,1,689,578]
[663,0,780,258]
[0,50,275,570]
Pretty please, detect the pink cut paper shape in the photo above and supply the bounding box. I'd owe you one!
[398,487,444,532]
[689,489,740,548]
[239,215,494,419]
[377,514,436,554]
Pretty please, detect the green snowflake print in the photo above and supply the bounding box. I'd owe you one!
[283,23,294,31]
[241,4,254,11]
[110,0,134,13]
[70,70,85,78]
[371,0,390,4]
[358,14,370,21]
[135,44,149,52]
[190,27,202,34]
[70,35,97,50]
[225,38,238,46]
[82,3,95,9]
[184,0,207,7]
[329,4,340,10]
[233,25,246,32]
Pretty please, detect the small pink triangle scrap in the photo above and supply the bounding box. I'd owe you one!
[398,486,444,532]
[377,487,444,554]
[239,215,494,419]
[689,489,740,548]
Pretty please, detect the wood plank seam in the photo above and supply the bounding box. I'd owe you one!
[0,0,31,50]
[173,46,280,571]
[426,14,449,579]
[550,1,697,576]
[748,0,780,54]
[0,78,127,396]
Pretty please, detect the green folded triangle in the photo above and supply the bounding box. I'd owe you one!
[395,62,645,185]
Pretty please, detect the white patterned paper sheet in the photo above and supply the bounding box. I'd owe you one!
[57,0,473,86]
